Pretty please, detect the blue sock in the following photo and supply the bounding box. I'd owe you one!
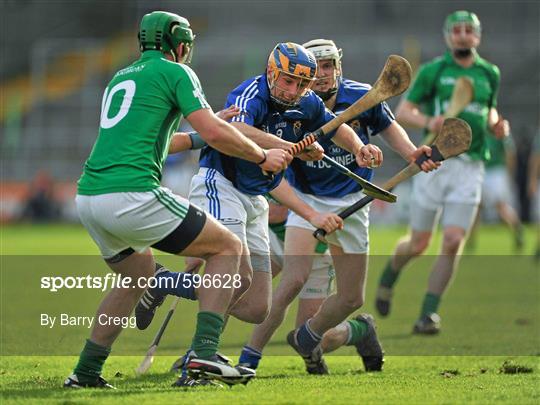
[180,348,194,378]
[238,345,262,369]
[151,266,197,300]
[296,321,322,353]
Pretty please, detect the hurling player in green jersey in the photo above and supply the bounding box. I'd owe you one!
[66,11,289,389]
[375,11,511,334]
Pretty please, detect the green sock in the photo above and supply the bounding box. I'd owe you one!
[191,311,224,359]
[345,319,369,346]
[420,293,441,317]
[314,241,328,254]
[73,339,111,384]
[379,259,401,289]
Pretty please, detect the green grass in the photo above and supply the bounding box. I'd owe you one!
[1,224,539,403]
[1,223,538,256]
[1,356,538,404]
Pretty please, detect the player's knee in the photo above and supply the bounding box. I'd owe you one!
[251,302,271,324]
[410,236,430,256]
[339,294,364,312]
[442,231,464,255]
[286,276,309,300]
[220,233,243,257]
[236,272,252,297]
[239,300,270,324]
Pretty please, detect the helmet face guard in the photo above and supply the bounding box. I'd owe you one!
[138,11,195,63]
[303,39,342,101]
[443,10,481,54]
[266,42,317,109]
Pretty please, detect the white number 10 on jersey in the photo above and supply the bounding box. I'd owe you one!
[100,80,136,129]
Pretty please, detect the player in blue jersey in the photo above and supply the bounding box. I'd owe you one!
[238,39,439,375]
[139,42,383,385]
[191,42,381,322]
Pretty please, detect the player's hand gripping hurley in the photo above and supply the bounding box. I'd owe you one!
[287,55,412,203]
[313,118,473,242]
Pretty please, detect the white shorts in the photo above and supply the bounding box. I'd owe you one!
[411,157,484,231]
[482,167,512,209]
[286,189,370,254]
[190,168,270,272]
[268,226,335,299]
[76,187,193,259]
[299,266,335,299]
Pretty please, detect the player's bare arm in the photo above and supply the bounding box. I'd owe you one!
[269,178,343,234]
[331,123,383,167]
[168,106,243,154]
[268,200,288,224]
[396,100,445,134]
[379,121,439,172]
[168,132,193,154]
[216,105,242,121]
[187,108,289,172]
[487,107,510,139]
[231,122,295,150]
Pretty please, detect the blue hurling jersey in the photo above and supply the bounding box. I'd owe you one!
[287,78,394,197]
[199,75,336,195]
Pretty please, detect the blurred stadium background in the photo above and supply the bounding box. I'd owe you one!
[1,0,538,225]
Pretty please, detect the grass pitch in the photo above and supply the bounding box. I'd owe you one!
[1,356,538,404]
[1,224,539,404]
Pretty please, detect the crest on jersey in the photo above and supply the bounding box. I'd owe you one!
[293,121,302,137]
[328,144,342,155]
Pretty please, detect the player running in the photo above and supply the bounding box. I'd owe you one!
[138,41,381,385]
[238,39,438,375]
[64,11,289,389]
[374,11,510,334]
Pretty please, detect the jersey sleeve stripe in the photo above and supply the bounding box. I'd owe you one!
[231,80,259,122]
[232,87,258,123]
[383,102,395,120]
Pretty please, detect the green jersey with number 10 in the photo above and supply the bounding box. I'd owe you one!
[77,50,209,195]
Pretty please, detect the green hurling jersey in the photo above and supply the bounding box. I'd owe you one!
[407,51,500,161]
[78,51,210,195]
